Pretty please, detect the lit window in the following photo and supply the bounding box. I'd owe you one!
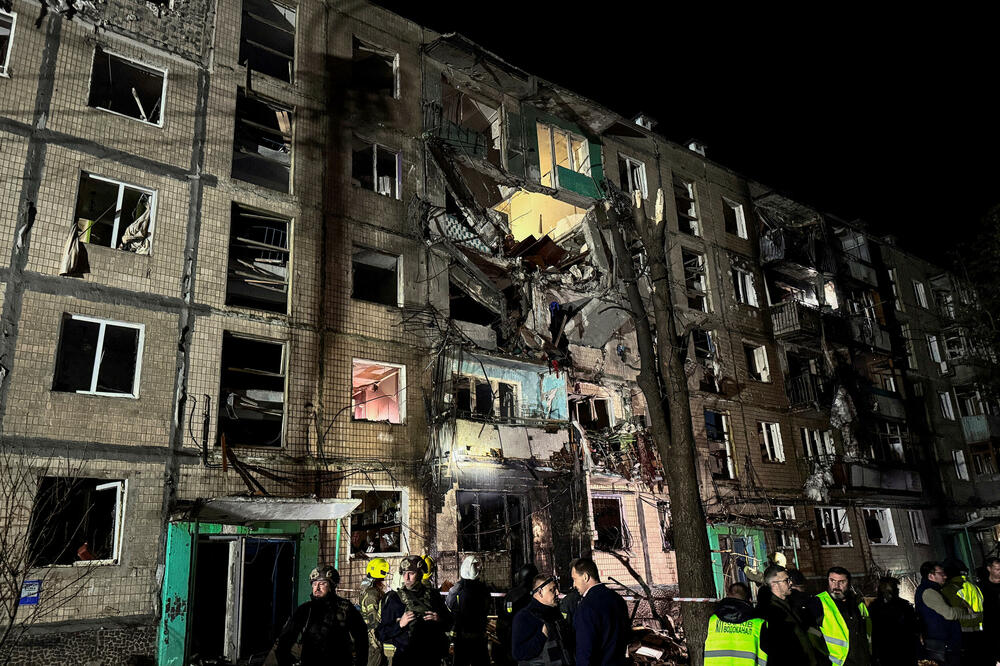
[227,203,290,313]
[232,89,293,192]
[352,249,401,307]
[815,506,852,547]
[759,422,784,462]
[536,122,590,188]
[774,505,798,548]
[907,510,928,545]
[73,173,155,254]
[352,138,401,199]
[706,410,734,480]
[732,266,758,306]
[352,359,405,424]
[744,343,770,382]
[219,333,286,447]
[349,488,406,555]
[1,9,16,77]
[862,508,897,546]
[939,391,956,420]
[682,249,709,312]
[352,36,398,97]
[723,198,747,238]
[29,478,126,566]
[953,450,970,481]
[592,495,630,551]
[53,315,144,398]
[88,47,166,126]
[673,176,699,236]
[239,0,296,82]
[618,155,647,198]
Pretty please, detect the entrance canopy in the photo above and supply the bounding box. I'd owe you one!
[939,516,1000,532]
[173,496,361,525]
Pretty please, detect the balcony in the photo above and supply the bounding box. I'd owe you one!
[842,257,878,285]
[771,300,821,339]
[786,373,831,408]
[849,316,891,353]
[845,462,923,493]
[869,387,907,420]
[961,414,1000,444]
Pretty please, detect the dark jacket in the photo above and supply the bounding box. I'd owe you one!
[711,596,756,624]
[275,593,368,666]
[914,578,961,646]
[377,583,453,665]
[446,577,491,636]
[512,598,575,665]
[498,580,535,663]
[983,578,1000,635]
[760,593,821,666]
[573,584,629,666]
[560,588,581,627]
[868,596,918,666]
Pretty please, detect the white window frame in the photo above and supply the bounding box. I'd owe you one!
[618,154,648,199]
[862,507,898,546]
[913,280,929,309]
[351,358,407,423]
[801,428,835,459]
[37,478,128,567]
[77,172,157,253]
[732,267,758,307]
[55,315,145,398]
[907,510,929,545]
[939,391,956,420]
[953,450,970,481]
[901,323,917,369]
[89,47,168,128]
[0,9,16,78]
[760,422,785,463]
[888,268,903,311]
[683,250,710,312]
[723,198,748,238]
[774,505,798,548]
[591,493,628,551]
[347,485,409,557]
[355,141,402,200]
[706,410,735,479]
[815,506,853,547]
[927,335,949,374]
[353,37,400,99]
[746,343,770,382]
[675,178,700,236]
[537,122,591,188]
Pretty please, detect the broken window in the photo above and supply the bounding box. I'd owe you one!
[673,176,699,236]
[239,0,295,82]
[901,324,917,369]
[571,397,612,431]
[869,420,908,463]
[862,508,897,546]
[682,249,709,312]
[942,332,966,361]
[232,89,293,192]
[774,505,798,549]
[955,386,984,418]
[926,335,949,374]
[1,9,15,77]
[953,449,970,481]
[693,329,715,360]
[352,36,398,97]
[723,198,747,238]
[759,422,784,463]
[731,266,758,306]
[536,122,590,188]
[219,333,286,447]
[53,315,144,397]
[939,391,956,420]
[657,502,673,551]
[705,410,734,480]
[457,491,524,552]
[226,204,289,313]
[352,249,400,306]
[88,47,165,126]
[840,231,870,262]
[440,81,502,162]
[73,173,155,254]
[618,155,647,198]
[744,343,770,382]
[912,280,929,308]
[352,359,405,424]
[801,428,835,459]
[453,376,516,420]
[888,268,904,311]
[815,507,852,547]
[449,280,497,326]
[349,488,404,555]
[907,510,928,544]
[29,477,125,566]
[352,138,400,199]
[593,496,630,551]
[971,444,996,476]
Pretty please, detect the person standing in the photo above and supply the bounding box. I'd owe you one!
[570,557,629,666]
[867,577,918,666]
[759,565,822,666]
[512,574,575,665]
[805,566,871,666]
[914,561,974,666]
[446,555,491,666]
[377,555,453,666]
[497,563,538,666]
[980,556,1000,666]
[940,558,985,665]
[274,565,368,666]
[360,558,390,666]
[704,582,766,666]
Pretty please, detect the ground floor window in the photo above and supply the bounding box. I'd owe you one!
[29,477,126,565]
[349,488,405,555]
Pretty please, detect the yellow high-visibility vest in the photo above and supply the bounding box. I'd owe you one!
[704,613,767,666]
[816,592,870,666]
[957,578,984,631]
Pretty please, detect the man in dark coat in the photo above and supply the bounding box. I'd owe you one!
[377,555,453,666]
[512,574,574,665]
[274,564,368,666]
[496,563,538,665]
[759,565,822,666]
[570,557,629,666]
[446,555,491,666]
[868,576,918,666]
[915,561,973,666]
[982,556,1000,666]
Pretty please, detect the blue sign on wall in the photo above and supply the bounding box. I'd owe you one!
[19,579,41,606]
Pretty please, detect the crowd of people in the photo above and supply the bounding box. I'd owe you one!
[705,555,1000,666]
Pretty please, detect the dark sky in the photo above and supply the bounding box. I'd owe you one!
[373,2,998,265]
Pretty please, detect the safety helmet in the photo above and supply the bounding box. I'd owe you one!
[422,555,436,582]
[399,555,429,575]
[309,565,339,586]
[515,563,538,586]
[366,557,390,579]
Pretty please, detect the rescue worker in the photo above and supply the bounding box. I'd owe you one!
[377,555,453,666]
[915,561,971,666]
[982,556,1000,666]
[496,563,538,666]
[360,557,390,666]
[512,574,574,665]
[867,576,918,666]
[422,554,437,588]
[704,582,766,666]
[446,555,491,666]
[274,564,368,666]
[940,558,985,665]
[805,566,871,666]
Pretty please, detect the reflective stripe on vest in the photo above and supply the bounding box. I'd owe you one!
[704,614,767,666]
[957,579,984,630]
[817,592,868,664]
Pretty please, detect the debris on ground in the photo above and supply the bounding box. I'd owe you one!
[627,625,688,664]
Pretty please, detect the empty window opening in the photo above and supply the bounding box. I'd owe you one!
[536,122,590,188]
[744,343,770,382]
[440,81,502,162]
[657,502,673,551]
[673,176,699,236]
[88,47,165,125]
[73,173,155,254]
[815,506,852,547]
[475,380,495,417]
[352,359,405,424]
[618,155,647,198]
[593,496,630,551]
[1,10,16,77]
[839,230,870,262]
[801,428,835,459]
[774,505,799,548]
[227,204,289,313]
[683,249,709,312]
[349,488,405,555]
[862,508,897,546]
[219,333,286,447]
[693,329,715,360]
[352,249,400,306]
[457,491,524,553]
[907,510,928,544]
[352,138,400,199]
[571,397,612,431]
[955,386,984,418]
[971,443,997,477]
[706,410,734,480]
[453,376,516,420]
[232,89,292,192]
[493,188,588,242]
[53,314,144,397]
[732,266,758,306]
[723,199,747,238]
[28,477,125,566]
[352,36,398,97]
[449,280,497,326]
[239,0,295,82]
[759,422,785,462]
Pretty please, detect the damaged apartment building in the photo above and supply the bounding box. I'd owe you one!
[0,1,996,664]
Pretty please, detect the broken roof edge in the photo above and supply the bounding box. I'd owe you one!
[171,496,362,525]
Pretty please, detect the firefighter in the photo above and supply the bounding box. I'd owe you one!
[360,557,390,666]
[704,582,767,666]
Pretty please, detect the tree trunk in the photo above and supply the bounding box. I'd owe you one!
[603,191,716,664]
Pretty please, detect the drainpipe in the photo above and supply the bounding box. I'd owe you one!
[335,519,342,569]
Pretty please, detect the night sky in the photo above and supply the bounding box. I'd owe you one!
[373,2,998,265]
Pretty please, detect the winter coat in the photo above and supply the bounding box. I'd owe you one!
[868,596,918,666]
[573,584,629,666]
[377,583,453,665]
[760,593,821,666]
[447,577,491,636]
[512,598,575,665]
[275,593,368,666]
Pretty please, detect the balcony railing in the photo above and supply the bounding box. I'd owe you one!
[786,373,830,408]
[849,316,892,352]
[771,300,821,339]
[961,414,1000,444]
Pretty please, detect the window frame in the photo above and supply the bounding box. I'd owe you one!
[351,358,407,424]
[861,507,898,546]
[657,501,673,551]
[774,505,799,548]
[801,428,835,459]
[53,314,145,398]
[239,0,297,83]
[456,490,525,553]
[592,494,630,552]
[953,449,970,481]
[352,36,400,99]
[226,203,291,314]
[706,409,735,480]
[939,391,956,420]
[352,138,402,199]
[907,509,929,545]
[218,332,288,447]
[759,422,785,463]
[815,506,853,548]
[536,122,591,188]
[682,249,710,312]
[75,172,158,254]
[673,176,700,236]
[347,485,408,557]
[88,47,168,127]
[887,268,904,311]
[0,9,16,77]
[732,266,759,307]
[351,247,403,307]
[744,343,771,382]
[617,154,648,199]
[29,477,127,567]
[722,198,748,238]
[913,280,929,309]
[232,88,294,193]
